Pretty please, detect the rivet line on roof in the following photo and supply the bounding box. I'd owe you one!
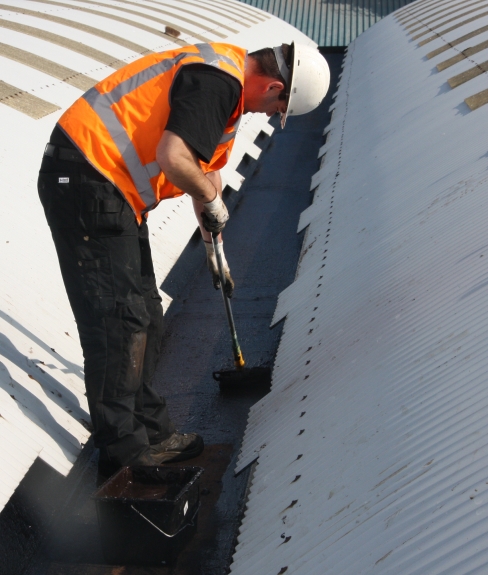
[317,49,352,273]
[427,25,488,59]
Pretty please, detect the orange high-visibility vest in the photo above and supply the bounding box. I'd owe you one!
[58,43,246,223]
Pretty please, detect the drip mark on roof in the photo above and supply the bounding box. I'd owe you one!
[282,500,298,512]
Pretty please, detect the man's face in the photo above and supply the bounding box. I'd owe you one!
[243,77,287,117]
[261,88,288,117]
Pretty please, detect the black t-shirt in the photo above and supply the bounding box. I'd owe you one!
[52,65,241,165]
[166,64,241,163]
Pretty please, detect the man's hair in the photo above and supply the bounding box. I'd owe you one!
[248,44,292,99]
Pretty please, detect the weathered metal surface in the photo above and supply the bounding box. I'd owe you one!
[231,2,488,574]
[0,79,60,118]
[238,0,417,46]
[465,87,488,109]
[0,42,97,90]
[0,19,126,68]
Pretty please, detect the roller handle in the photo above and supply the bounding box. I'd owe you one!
[211,233,245,369]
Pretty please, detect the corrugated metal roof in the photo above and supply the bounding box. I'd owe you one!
[231,1,488,573]
[238,0,417,46]
[0,0,315,511]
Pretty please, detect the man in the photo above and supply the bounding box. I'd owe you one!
[38,42,330,476]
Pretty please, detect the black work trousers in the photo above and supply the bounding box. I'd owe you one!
[38,149,175,467]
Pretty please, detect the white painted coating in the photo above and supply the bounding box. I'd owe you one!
[0,0,313,510]
[0,11,141,59]
[0,416,42,511]
[0,27,111,79]
[232,1,488,574]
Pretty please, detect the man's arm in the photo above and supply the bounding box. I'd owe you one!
[156,130,217,203]
[157,130,228,234]
[192,170,222,243]
[192,173,235,298]
[157,135,234,296]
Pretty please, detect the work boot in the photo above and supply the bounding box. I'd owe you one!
[150,432,204,463]
[97,450,159,486]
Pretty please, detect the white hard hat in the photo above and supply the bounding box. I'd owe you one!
[273,42,330,128]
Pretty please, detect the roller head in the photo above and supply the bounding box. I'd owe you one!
[213,366,272,391]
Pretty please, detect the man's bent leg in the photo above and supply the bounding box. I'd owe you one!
[134,221,175,443]
[39,161,157,467]
[50,226,152,467]
[134,223,204,462]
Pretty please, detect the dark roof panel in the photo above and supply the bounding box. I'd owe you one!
[238,0,417,46]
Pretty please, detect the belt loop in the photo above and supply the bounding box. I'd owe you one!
[43,143,57,158]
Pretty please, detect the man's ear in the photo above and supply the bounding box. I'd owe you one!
[266,80,285,92]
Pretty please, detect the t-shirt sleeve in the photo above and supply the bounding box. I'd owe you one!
[165,65,241,164]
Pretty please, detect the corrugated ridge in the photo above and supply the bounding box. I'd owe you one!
[238,0,417,46]
[231,4,488,574]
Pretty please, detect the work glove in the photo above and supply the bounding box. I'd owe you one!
[201,194,229,234]
[205,241,234,298]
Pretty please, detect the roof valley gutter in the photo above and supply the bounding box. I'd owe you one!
[0,0,323,571]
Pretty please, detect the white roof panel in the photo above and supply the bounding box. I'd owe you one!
[232,0,488,573]
[0,416,42,511]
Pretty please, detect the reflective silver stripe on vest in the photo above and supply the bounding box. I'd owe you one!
[194,43,219,66]
[195,43,241,73]
[145,161,161,179]
[82,44,243,210]
[219,116,241,144]
[109,53,187,106]
[84,86,158,208]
